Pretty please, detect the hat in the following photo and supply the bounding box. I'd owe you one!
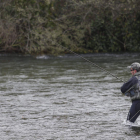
[127,62,140,70]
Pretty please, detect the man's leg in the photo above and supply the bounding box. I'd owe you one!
[127,101,140,123]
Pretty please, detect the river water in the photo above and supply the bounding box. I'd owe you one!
[0,53,140,140]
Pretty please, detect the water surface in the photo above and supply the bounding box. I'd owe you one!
[0,53,140,140]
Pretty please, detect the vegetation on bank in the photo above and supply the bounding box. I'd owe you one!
[0,0,140,55]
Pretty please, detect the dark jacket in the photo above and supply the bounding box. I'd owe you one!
[121,72,140,100]
[121,76,138,94]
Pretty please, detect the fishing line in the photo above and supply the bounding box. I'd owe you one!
[48,38,124,83]
[130,110,140,122]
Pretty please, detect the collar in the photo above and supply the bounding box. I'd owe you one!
[134,71,140,76]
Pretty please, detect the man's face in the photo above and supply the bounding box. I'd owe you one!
[131,68,137,75]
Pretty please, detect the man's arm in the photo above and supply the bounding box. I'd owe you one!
[121,76,138,94]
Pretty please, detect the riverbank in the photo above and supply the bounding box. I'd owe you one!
[0,0,140,55]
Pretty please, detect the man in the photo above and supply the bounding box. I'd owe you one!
[121,62,140,123]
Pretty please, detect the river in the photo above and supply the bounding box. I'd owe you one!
[0,53,140,140]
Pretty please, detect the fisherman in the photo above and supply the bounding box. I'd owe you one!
[121,62,140,123]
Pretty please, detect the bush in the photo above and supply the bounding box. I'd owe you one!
[0,0,140,55]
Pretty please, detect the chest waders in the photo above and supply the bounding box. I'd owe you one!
[127,76,140,122]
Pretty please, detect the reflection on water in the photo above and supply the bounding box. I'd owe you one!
[0,53,140,140]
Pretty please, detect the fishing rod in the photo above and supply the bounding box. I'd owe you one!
[64,47,124,83]
[48,38,124,83]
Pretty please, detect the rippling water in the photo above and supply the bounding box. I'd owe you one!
[1,53,140,140]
